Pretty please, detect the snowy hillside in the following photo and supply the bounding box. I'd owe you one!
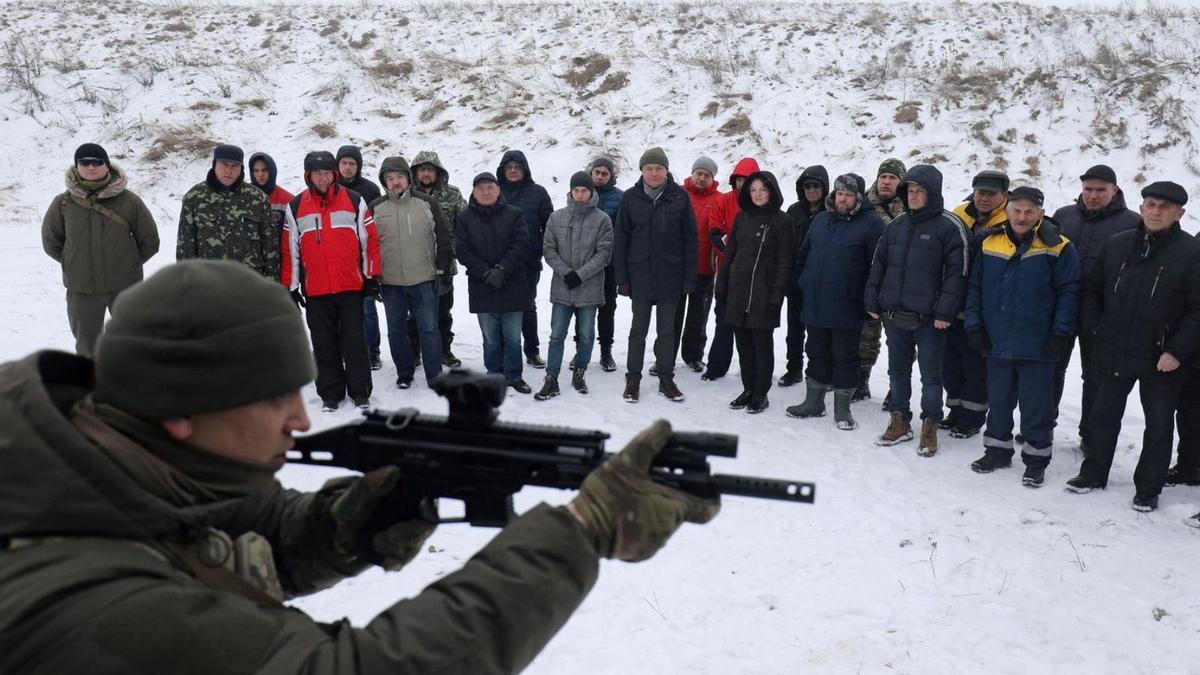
[3,1,1200,673]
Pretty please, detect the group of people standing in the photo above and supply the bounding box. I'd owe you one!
[42,141,1200,518]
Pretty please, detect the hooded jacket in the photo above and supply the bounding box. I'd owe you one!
[249,152,295,232]
[0,351,598,674]
[369,156,453,287]
[864,164,970,322]
[612,173,698,302]
[709,157,761,274]
[966,219,1081,361]
[335,145,381,203]
[785,165,831,261]
[543,191,614,307]
[585,158,624,224]
[1052,190,1140,283]
[410,150,466,279]
[455,194,533,313]
[714,171,795,330]
[796,177,885,330]
[684,175,723,276]
[177,166,278,280]
[496,150,554,269]
[281,176,381,298]
[42,165,160,294]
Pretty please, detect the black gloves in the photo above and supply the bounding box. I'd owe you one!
[617,282,631,297]
[564,271,583,289]
[967,328,991,353]
[290,289,306,308]
[483,266,507,290]
[709,227,726,253]
[362,279,382,302]
[1041,334,1073,361]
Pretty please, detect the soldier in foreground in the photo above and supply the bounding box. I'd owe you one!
[0,260,718,673]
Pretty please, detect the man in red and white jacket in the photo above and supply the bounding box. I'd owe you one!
[283,150,381,412]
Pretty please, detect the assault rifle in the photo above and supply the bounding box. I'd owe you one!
[289,369,815,529]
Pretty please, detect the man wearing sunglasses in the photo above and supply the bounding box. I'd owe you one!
[42,143,160,357]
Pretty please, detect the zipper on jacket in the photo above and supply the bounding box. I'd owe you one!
[1150,266,1163,298]
[1112,261,1126,293]
[746,221,770,312]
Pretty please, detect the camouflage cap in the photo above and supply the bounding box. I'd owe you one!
[877,158,907,179]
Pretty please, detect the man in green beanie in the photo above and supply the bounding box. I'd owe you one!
[0,260,718,673]
[855,157,908,404]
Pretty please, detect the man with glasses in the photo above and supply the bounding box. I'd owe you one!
[42,143,160,356]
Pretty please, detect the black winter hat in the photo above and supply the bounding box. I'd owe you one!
[1080,164,1118,184]
[94,260,316,420]
[1141,181,1188,206]
[336,145,363,167]
[570,171,594,191]
[972,169,1010,193]
[213,144,245,164]
[473,171,498,187]
[304,151,338,172]
[74,143,110,165]
[1008,186,1044,207]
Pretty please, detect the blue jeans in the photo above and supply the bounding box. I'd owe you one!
[478,311,524,383]
[884,318,947,421]
[381,281,443,385]
[983,357,1055,468]
[548,303,598,377]
[363,297,381,356]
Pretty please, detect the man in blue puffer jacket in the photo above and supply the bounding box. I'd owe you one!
[587,157,624,371]
[965,187,1080,488]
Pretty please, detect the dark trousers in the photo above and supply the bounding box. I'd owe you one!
[673,274,714,364]
[734,327,775,396]
[66,290,117,358]
[884,318,947,421]
[943,319,988,428]
[409,281,455,353]
[1177,370,1200,470]
[1079,370,1184,496]
[1054,331,1097,440]
[706,299,735,377]
[628,295,680,377]
[306,291,373,403]
[982,358,1056,468]
[596,264,618,350]
[382,281,443,386]
[522,269,541,357]
[784,288,806,375]
[363,297,381,356]
[805,326,861,389]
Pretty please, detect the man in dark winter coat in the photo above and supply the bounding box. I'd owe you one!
[177,143,277,280]
[856,158,907,404]
[1171,230,1200,492]
[702,157,761,381]
[1050,164,1140,444]
[335,145,385,370]
[715,171,795,414]
[1067,181,1200,512]
[966,187,1080,488]
[410,150,467,368]
[674,156,722,372]
[497,150,555,368]
[42,143,160,357]
[282,151,381,412]
[613,147,698,403]
[0,260,717,675]
[588,157,624,371]
[778,165,830,388]
[786,174,883,430]
[456,172,534,394]
[248,152,294,232]
[864,164,969,457]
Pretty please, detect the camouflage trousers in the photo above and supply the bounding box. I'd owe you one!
[859,316,883,367]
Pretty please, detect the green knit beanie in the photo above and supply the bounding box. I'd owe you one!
[877,158,907,180]
[639,147,669,170]
[94,260,316,419]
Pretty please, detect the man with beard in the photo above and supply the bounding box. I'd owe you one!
[855,158,907,404]
[409,150,467,368]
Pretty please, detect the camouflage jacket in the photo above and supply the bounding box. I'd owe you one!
[868,185,905,225]
[411,150,466,273]
[177,171,279,280]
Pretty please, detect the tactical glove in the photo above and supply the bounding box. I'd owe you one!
[967,328,991,353]
[564,271,583,289]
[1041,334,1073,361]
[290,289,306,308]
[569,419,720,562]
[330,465,436,571]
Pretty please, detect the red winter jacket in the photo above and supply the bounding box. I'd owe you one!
[282,180,380,297]
[684,176,723,276]
[713,157,760,273]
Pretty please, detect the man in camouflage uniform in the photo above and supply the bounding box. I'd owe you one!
[0,260,718,674]
[409,150,467,367]
[855,158,907,404]
[176,144,278,280]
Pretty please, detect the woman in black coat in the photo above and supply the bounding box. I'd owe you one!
[714,171,795,413]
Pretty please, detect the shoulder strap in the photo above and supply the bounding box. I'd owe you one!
[160,539,284,607]
[67,193,131,230]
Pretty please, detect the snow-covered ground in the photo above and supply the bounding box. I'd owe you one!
[3,1,1199,672]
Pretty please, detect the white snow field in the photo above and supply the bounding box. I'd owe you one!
[3,0,1200,672]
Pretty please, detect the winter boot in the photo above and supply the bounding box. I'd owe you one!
[649,364,659,378]
[1187,512,1200,529]
[938,411,958,431]
[1065,472,1105,494]
[658,375,685,402]
[572,369,588,394]
[833,389,857,430]
[1022,465,1045,488]
[950,424,981,439]
[850,366,872,402]
[623,373,641,402]
[876,411,913,446]
[599,346,617,372]
[526,353,546,369]
[778,369,803,387]
[971,450,1012,473]
[1166,463,1200,486]
[369,352,382,371]
[785,380,827,418]
[1132,493,1159,512]
[747,394,769,414]
[534,375,560,401]
[442,349,461,368]
[916,419,939,457]
[729,391,753,410]
[321,399,340,413]
[509,379,532,394]
[686,360,705,373]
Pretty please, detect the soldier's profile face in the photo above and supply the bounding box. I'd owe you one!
[415,165,438,186]
[214,160,242,187]
[339,157,359,180]
[876,173,900,198]
[170,390,310,471]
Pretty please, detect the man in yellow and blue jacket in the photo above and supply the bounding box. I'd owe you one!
[964,186,1080,487]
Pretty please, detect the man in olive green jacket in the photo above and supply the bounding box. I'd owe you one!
[41,143,160,356]
[0,260,718,674]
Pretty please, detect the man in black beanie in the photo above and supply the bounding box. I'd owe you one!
[42,143,160,357]
[1068,181,1200,512]
[177,143,278,280]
